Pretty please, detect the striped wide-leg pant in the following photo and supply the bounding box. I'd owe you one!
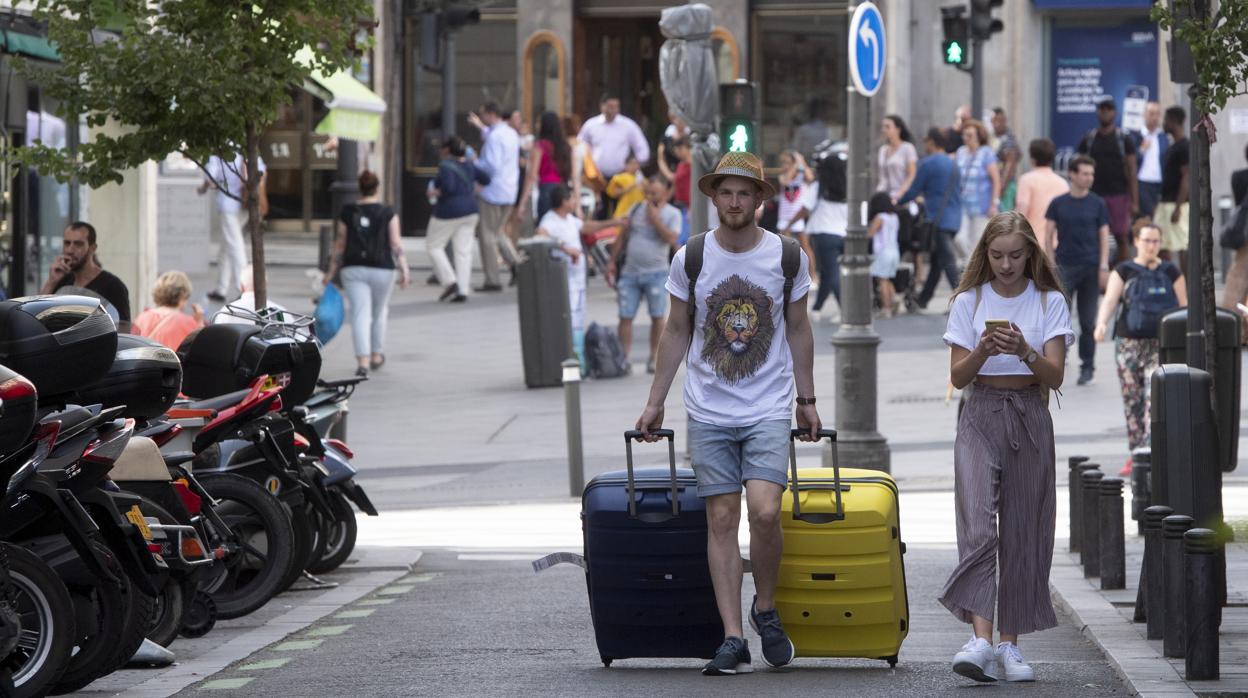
[939,383,1059,636]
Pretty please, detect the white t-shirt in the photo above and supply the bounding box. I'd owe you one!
[806,181,848,236]
[942,280,1075,376]
[777,177,817,233]
[667,230,812,426]
[206,154,267,214]
[538,210,585,287]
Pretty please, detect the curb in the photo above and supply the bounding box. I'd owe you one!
[1048,551,1195,698]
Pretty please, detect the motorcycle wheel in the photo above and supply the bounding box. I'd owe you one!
[199,474,297,620]
[133,497,193,648]
[277,501,317,592]
[50,538,155,695]
[2,543,75,698]
[307,490,358,574]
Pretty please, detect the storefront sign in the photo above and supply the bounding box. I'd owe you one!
[1050,21,1157,150]
[261,131,337,170]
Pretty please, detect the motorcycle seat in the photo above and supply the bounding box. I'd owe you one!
[181,388,252,413]
[38,404,96,433]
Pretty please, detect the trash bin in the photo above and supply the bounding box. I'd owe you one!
[1150,364,1222,529]
[516,239,573,388]
[1158,307,1241,472]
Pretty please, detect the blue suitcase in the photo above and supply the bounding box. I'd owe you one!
[581,429,721,666]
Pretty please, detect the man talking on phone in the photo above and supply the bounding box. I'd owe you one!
[39,221,131,327]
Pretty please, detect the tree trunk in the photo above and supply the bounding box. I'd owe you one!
[246,121,267,310]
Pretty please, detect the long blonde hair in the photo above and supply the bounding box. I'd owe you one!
[950,211,1065,301]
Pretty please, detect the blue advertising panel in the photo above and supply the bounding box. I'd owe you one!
[1049,21,1158,151]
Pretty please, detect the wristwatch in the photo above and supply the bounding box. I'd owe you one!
[796,396,816,406]
[1024,349,1039,365]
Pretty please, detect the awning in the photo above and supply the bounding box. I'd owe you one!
[0,29,59,62]
[302,63,386,142]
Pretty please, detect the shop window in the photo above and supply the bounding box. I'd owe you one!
[711,27,740,83]
[752,11,847,166]
[523,31,566,126]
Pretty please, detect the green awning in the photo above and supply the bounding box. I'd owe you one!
[0,30,59,62]
[302,63,386,142]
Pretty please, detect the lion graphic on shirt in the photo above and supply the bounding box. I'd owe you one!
[700,274,774,385]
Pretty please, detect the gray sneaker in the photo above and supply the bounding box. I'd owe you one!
[702,636,753,676]
[748,596,795,668]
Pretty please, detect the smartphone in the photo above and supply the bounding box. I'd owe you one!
[984,320,1011,332]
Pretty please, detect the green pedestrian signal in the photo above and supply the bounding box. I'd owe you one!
[718,118,756,156]
[728,124,750,152]
[944,40,965,65]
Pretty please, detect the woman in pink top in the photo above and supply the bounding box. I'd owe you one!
[1013,139,1070,258]
[515,111,573,223]
[132,271,204,350]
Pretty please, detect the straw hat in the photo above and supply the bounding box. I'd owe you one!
[697,151,776,200]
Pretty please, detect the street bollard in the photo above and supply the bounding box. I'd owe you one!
[1130,447,1151,535]
[1141,505,1174,636]
[1163,514,1195,658]
[562,359,584,497]
[1070,461,1100,552]
[1081,470,1104,578]
[1098,477,1126,589]
[1067,456,1090,551]
[1184,528,1221,681]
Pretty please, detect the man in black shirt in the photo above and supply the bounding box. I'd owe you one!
[39,221,131,328]
[1078,98,1139,263]
[1154,106,1190,269]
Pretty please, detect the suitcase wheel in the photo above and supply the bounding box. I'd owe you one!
[601,657,613,668]
[885,655,898,668]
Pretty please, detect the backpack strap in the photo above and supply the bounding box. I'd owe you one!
[780,235,801,315]
[683,233,706,353]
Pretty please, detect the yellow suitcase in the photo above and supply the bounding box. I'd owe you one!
[776,429,909,667]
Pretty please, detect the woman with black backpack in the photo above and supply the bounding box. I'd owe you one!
[1092,220,1186,475]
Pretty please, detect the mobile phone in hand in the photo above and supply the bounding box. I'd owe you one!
[984,319,1011,332]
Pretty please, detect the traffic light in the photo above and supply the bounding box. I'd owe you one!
[719,81,757,155]
[940,6,970,69]
[969,0,1004,41]
[418,4,480,71]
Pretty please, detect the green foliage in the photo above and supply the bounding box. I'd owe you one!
[1152,0,1248,115]
[10,0,373,187]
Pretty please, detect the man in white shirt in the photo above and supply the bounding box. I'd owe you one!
[578,94,651,216]
[471,102,522,291]
[198,152,266,302]
[1135,101,1167,219]
[635,151,821,676]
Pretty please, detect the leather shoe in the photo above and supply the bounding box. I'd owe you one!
[477,283,504,292]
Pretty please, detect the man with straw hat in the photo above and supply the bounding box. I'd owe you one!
[635,151,822,675]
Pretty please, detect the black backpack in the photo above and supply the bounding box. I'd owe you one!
[1121,263,1178,338]
[683,232,801,353]
[345,204,394,268]
[584,322,630,378]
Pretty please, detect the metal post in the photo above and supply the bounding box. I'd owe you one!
[970,38,983,120]
[1142,505,1174,637]
[829,84,890,472]
[1098,477,1126,589]
[329,140,360,254]
[1184,527,1220,681]
[1163,513,1195,658]
[1130,447,1151,535]
[1081,470,1104,578]
[1220,196,1234,282]
[1067,456,1091,551]
[689,133,708,242]
[562,359,584,497]
[442,33,457,139]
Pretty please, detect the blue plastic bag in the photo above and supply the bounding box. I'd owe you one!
[314,283,344,344]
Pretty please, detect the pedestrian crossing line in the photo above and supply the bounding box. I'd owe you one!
[199,678,255,690]
[335,608,376,619]
[273,639,324,651]
[378,584,415,595]
[306,624,353,637]
[357,598,396,606]
[239,658,292,671]
[404,572,439,582]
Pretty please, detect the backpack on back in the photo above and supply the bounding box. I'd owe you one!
[1122,264,1178,337]
[346,204,394,268]
[584,322,630,379]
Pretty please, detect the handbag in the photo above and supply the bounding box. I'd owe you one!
[913,164,960,253]
[314,283,345,345]
[582,146,607,193]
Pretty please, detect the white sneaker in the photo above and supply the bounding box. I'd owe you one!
[952,636,999,683]
[995,642,1035,682]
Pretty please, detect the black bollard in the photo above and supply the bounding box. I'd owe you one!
[1184,528,1220,681]
[1141,505,1174,636]
[1070,460,1098,552]
[1081,470,1104,578]
[1163,514,1195,658]
[1130,447,1151,535]
[1098,477,1126,589]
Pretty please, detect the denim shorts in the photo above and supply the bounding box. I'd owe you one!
[617,270,669,319]
[688,418,791,497]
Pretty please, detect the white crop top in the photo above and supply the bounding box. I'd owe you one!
[942,280,1075,376]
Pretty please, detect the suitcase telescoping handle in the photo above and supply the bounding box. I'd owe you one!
[789,428,845,524]
[623,429,679,521]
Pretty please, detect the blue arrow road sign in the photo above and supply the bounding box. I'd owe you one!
[849,2,886,97]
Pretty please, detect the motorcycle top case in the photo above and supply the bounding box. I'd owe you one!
[76,333,182,420]
[582,465,721,664]
[178,323,321,406]
[0,295,117,399]
[778,465,909,663]
[0,364,36,455]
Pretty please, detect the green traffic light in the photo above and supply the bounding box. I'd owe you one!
[728,124,750,152]
[945,40,964,64]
